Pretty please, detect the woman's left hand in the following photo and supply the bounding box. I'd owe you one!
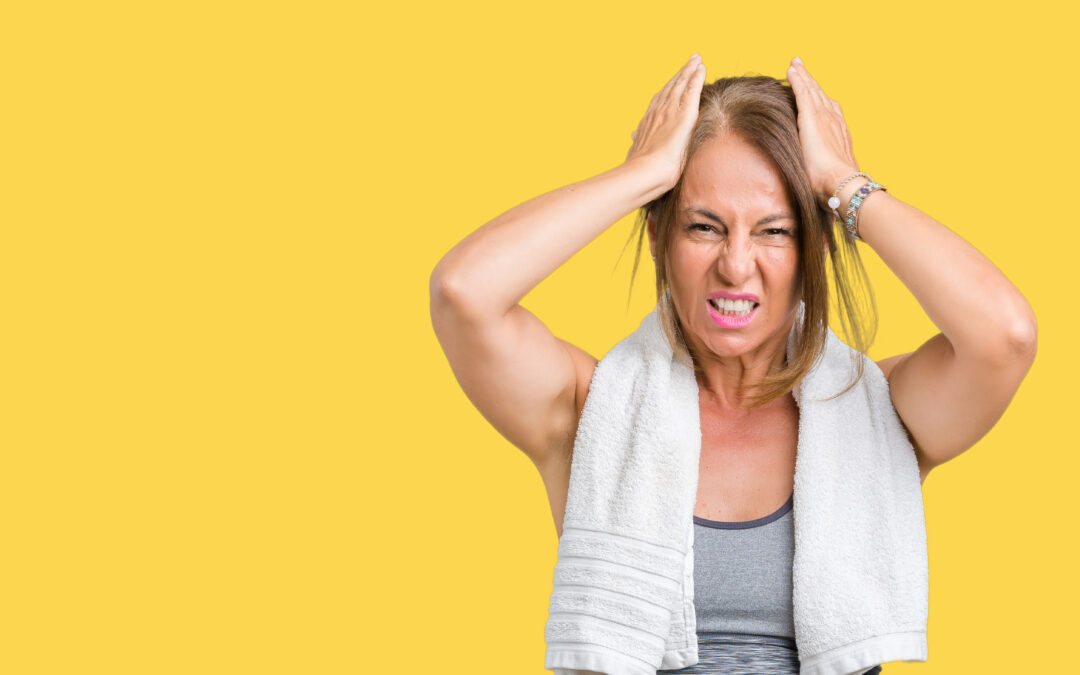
[786,57,860,207]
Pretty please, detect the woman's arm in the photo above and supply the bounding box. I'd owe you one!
[430,55,708,473]
[428,158,664,472]
[845,181,1036,473]
[430,157,667,318]
[844,180,1037,360]
[434,54,707,315]
[786,56,1037,476]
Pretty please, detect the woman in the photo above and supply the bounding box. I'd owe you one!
[430,55,1037,673]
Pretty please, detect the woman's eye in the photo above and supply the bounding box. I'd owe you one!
[689,224,791,237]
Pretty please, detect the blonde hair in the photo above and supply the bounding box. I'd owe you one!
[620,74,878,408]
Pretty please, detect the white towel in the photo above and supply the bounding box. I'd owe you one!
[544,298,929,675]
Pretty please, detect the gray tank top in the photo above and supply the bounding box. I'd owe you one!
[658,491,884,674]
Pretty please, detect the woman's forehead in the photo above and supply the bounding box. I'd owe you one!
[682,151,791,210]
[678,180,794,219]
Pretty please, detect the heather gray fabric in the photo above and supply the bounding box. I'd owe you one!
[658,492,883,674]
[692,490,797,639]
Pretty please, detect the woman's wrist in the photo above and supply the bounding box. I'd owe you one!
[820,168,872,238]
[833,176,872,215]
[820,168,865,208]
[621,155,682,202]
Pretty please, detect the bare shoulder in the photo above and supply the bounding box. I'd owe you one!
[874,352,912,380]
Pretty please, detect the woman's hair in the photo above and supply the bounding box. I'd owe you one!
[620,74,878,408]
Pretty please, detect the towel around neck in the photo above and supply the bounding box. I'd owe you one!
[544,299,929,675]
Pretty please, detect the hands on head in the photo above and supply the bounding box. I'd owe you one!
[626,55,860,206]
[625,54,707,191]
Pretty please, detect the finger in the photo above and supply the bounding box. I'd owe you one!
[789,64,822,112]
[669,55,704,102]
[792,58,829,108]
[657,55,697,104]
[679,62,707,108]
[786,62,808,104]
[659,54,701,103]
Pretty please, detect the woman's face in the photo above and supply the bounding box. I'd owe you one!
[651,132,802,364]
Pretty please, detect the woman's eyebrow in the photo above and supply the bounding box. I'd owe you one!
[683,206,796,225]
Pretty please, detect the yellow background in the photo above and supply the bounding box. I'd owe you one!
[1,1,1075,673]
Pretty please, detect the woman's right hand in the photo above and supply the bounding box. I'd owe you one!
[625,54,707,192]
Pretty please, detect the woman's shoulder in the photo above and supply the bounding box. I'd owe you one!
[874,351,913,381]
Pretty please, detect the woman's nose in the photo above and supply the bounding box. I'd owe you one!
[716,238,755,283]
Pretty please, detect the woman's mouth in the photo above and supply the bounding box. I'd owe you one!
[707,298,759,328]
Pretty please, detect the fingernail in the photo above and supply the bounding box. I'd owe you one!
[793,56,803,65]
[691,53,700,59]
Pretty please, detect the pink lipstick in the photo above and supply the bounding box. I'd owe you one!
[706,292,759,329]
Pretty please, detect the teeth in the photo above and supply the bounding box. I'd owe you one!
[709,297,756,312]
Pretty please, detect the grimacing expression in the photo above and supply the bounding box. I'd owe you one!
[651,131,804,364]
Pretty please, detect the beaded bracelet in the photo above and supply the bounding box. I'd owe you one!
[827,172,873,218]
[844,181,887,241]
[827,172,872,240]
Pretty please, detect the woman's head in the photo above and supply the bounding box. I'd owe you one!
[625,75,877,407]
